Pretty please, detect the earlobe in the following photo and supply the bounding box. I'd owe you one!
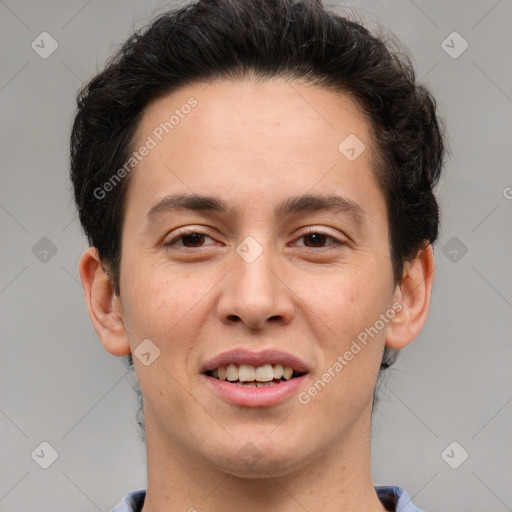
[385,244,435,350]
[78,247,131,356]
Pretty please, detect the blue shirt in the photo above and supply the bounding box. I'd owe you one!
[111,486,423,511]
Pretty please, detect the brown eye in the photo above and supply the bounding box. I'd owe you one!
[164,231,216,249]
[302,232,331,247]
[295,230,344,249]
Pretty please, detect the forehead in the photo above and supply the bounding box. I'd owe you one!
[125,77,382,224]
[136,77,373,159]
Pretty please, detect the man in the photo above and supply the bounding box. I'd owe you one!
[71,0,446,510]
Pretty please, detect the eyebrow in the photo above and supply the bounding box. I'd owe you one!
[145,192,367,225]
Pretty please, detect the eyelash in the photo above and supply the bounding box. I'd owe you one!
[163,228,346,251]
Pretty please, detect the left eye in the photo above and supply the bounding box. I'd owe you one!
[294,231,341,248]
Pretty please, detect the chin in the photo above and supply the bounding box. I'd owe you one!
[219,456,304,480]
[206,435,312,479]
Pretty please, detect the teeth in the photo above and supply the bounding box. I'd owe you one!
[255,364,274,382]
[211,363,297,382]
[226,363,238,381]
[234,381,280,387]
[238,364,256,382]
[273,364,283,379]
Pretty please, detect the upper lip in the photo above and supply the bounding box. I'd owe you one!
[201,348,310,374]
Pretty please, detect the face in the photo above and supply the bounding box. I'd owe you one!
[116,78,399,476]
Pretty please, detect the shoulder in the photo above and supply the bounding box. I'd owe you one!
[113,486,423,512]
[111,489,146,512]
[375,485,424,512]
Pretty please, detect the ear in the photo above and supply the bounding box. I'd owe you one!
[78,247,131,356]
[385,244,435,350]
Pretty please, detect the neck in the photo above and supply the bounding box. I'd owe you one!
[141,403,387,512]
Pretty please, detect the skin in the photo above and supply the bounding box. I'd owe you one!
[79,77,434,512]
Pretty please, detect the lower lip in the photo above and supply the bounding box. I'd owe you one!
[202,374,308,407]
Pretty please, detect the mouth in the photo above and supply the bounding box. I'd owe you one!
[200,348,310,406]
[205,363,307,387]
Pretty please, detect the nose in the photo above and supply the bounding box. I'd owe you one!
[216,238,295,330]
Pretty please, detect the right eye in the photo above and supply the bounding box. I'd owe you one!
[163,230,219,249]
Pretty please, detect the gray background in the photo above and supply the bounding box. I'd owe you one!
[1,0,511,511]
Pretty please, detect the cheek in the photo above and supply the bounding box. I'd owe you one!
[303,263,390,342]
[126,273,193,338]
[296,270,390,421]
[123,265,219,375]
